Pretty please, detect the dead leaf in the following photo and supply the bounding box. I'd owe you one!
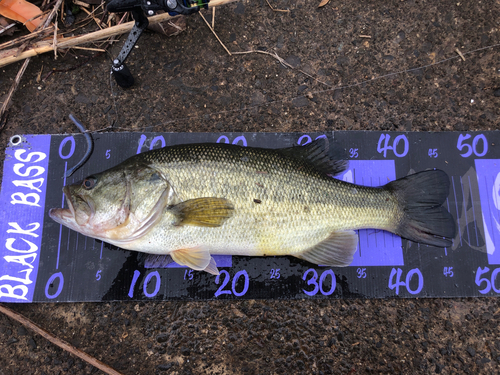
[0,0,45,32]
[318,0,330,8]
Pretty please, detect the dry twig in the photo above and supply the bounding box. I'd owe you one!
[81,6,107,29]
[0,57,30,129]
[0,304,123,375]
[73,0,90,8]
[0,23,16,36]
[40,0,64,29]
[455,47,466,61]
[0,26,54,51]
[199,11,231,56]
[1,0,65,128]
[232,50,332,88]
[265,0,290,13]
[53,18,58,58]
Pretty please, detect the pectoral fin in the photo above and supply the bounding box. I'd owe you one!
[170,198,234,227]
[296,230,358,267]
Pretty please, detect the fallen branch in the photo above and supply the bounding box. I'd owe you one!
[0,304,123,375]
[0,0,238,68]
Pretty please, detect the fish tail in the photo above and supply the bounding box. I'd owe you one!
[387,170,456,247]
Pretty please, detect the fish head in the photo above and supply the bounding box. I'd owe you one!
[49,161,173,242]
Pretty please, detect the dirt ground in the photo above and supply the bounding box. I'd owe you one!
[1,0,500,374]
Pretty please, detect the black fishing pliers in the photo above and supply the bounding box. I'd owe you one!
[106,0,209,87]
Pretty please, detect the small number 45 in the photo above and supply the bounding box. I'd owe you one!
[443,267,453,277]
[428,148,438,158]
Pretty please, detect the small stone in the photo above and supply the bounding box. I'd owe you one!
[435,364,444,373]
[298,85,308,93]
[75,93,91,104]
[466,347,476,357]
[157,362,175,371]
[396,30,406,43]
[28,338,37,350]
[327,337,336,347]
[251,91,266,106]
[285,55,301,68]
[277,35,284,49]
[336,56,349,66]
[234,2,245,15]
[156,333,169,343]
[291,97,309,108]
[493,88,500,97]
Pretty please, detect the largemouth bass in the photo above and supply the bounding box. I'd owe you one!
[49,140,456,275]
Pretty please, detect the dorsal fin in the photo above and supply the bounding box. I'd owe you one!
[278,138,348,176]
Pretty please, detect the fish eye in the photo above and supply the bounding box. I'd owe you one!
[82,176,98,190]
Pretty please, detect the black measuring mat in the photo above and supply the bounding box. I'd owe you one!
[0,131,498,302]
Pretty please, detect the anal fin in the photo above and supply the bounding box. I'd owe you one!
[296,230,358,267]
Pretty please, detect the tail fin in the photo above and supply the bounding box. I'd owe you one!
[386,170,456,247]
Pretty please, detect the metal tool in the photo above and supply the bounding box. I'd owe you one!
[106,0,208,87]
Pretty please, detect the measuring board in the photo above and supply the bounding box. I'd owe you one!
[0,131,498,302]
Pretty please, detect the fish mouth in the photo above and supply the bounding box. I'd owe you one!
[48,207,74,225]
[48,186,94,227]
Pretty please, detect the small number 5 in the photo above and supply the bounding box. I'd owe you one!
[106,150,111,159]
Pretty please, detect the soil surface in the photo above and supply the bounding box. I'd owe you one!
[1,0,500,374]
